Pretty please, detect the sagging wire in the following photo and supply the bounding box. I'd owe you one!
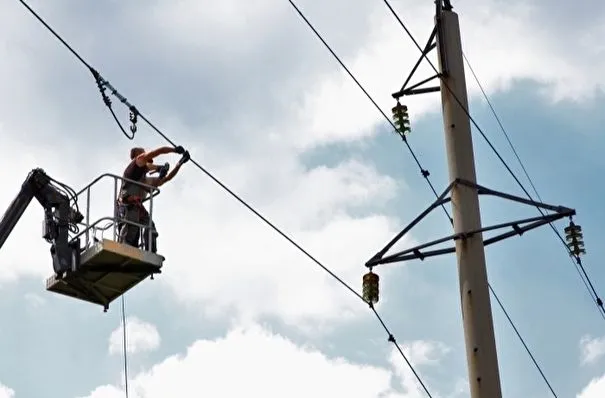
[91,69,138,140]
[16,2,436,396]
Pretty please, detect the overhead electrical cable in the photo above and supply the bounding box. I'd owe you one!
[375,1,578,395]
[280,3,557,395]
[462,53,543,203]
[15,1,435,396]
[286,0,560,392]
[460,52,604,318]
[285,0,452,224]
[378,0,605,319]
[487,284,558,397]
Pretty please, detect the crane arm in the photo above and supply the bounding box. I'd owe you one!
[0,168,83,274]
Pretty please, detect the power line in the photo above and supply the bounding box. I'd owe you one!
[15,1,435,396]
[461,52,605,319]
[488,283,558,397]
[282,2,558,394]
[460,56,560,397]
[285,0,452,225]
[461,53,543,202]
[379,0,605,318]
[280,3,552,395]
[375,1,571,396]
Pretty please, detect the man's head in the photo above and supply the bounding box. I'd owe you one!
[130,147,145,160]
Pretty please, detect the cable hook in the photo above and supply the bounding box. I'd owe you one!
[90,68,135,140]
[129,106,138,135]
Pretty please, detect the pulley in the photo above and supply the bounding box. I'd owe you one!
[391,101,410,137]
[565,220,586,256]
[362,270,379,304]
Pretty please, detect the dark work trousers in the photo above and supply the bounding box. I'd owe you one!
[116,201,158,253]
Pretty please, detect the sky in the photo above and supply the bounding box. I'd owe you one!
[0,0,604,397]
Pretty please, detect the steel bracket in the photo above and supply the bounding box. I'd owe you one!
[365,179,576,268]
[392,24,443,99]
[391,0,456,100]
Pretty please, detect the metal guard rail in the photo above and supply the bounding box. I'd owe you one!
[70,216,154,248]
[74,173,162,250]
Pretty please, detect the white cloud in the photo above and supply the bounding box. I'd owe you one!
[455,1,605,103]
[109,316,161,356]
[295,0,605,148]
[404,340,450,366]
[578,373,605,398]
[449,379,469,398]
[0,383,14,398]
[82,385,123,398]
[580,335,605,365]
[1,1,604,396]
[152,150,407,324]
[24,292,46,308]
[83,325,449,398]
[0,111,407,328]
[0,133,95,285]
[0,0,410,324]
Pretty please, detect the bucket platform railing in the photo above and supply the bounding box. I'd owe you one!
[46,173,165,311]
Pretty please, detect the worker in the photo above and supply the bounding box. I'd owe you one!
[116,145,187,252]
[139,150,191,252]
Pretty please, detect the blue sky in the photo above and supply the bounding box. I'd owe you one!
[0,0,604,397]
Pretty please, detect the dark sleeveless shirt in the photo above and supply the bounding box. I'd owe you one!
[119,159,148,200]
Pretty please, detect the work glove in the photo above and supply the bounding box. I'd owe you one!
[149,162,169,174]
[174,145,186,154]
[178,151,191,166]
[157,163,170,178]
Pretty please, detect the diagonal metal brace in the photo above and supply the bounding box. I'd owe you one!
[392,1,456,100]
[392,26,439,99]
[365,178,576,268]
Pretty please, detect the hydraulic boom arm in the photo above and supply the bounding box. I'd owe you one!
[0,168,83,274]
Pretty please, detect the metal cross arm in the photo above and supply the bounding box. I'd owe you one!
[365,178,576,268]
[391,0,457,100]
[392,25,442,99]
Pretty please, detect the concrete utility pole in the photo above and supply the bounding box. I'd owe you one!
[435,6,503,398]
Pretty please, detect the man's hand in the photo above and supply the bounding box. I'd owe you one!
[174,145,186,154]
[150,157,184,187]
[177,150,191,166]
[157,163,170,178]
[150,160,169,171]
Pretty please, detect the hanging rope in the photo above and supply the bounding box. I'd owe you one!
[121,295,129,398]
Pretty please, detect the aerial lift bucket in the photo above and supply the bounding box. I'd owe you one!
[45,173,164,311]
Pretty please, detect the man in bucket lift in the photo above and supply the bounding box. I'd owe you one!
[117,145,190,253]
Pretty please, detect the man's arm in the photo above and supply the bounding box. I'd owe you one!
[134,146,185,167]
[146,163,160,172]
